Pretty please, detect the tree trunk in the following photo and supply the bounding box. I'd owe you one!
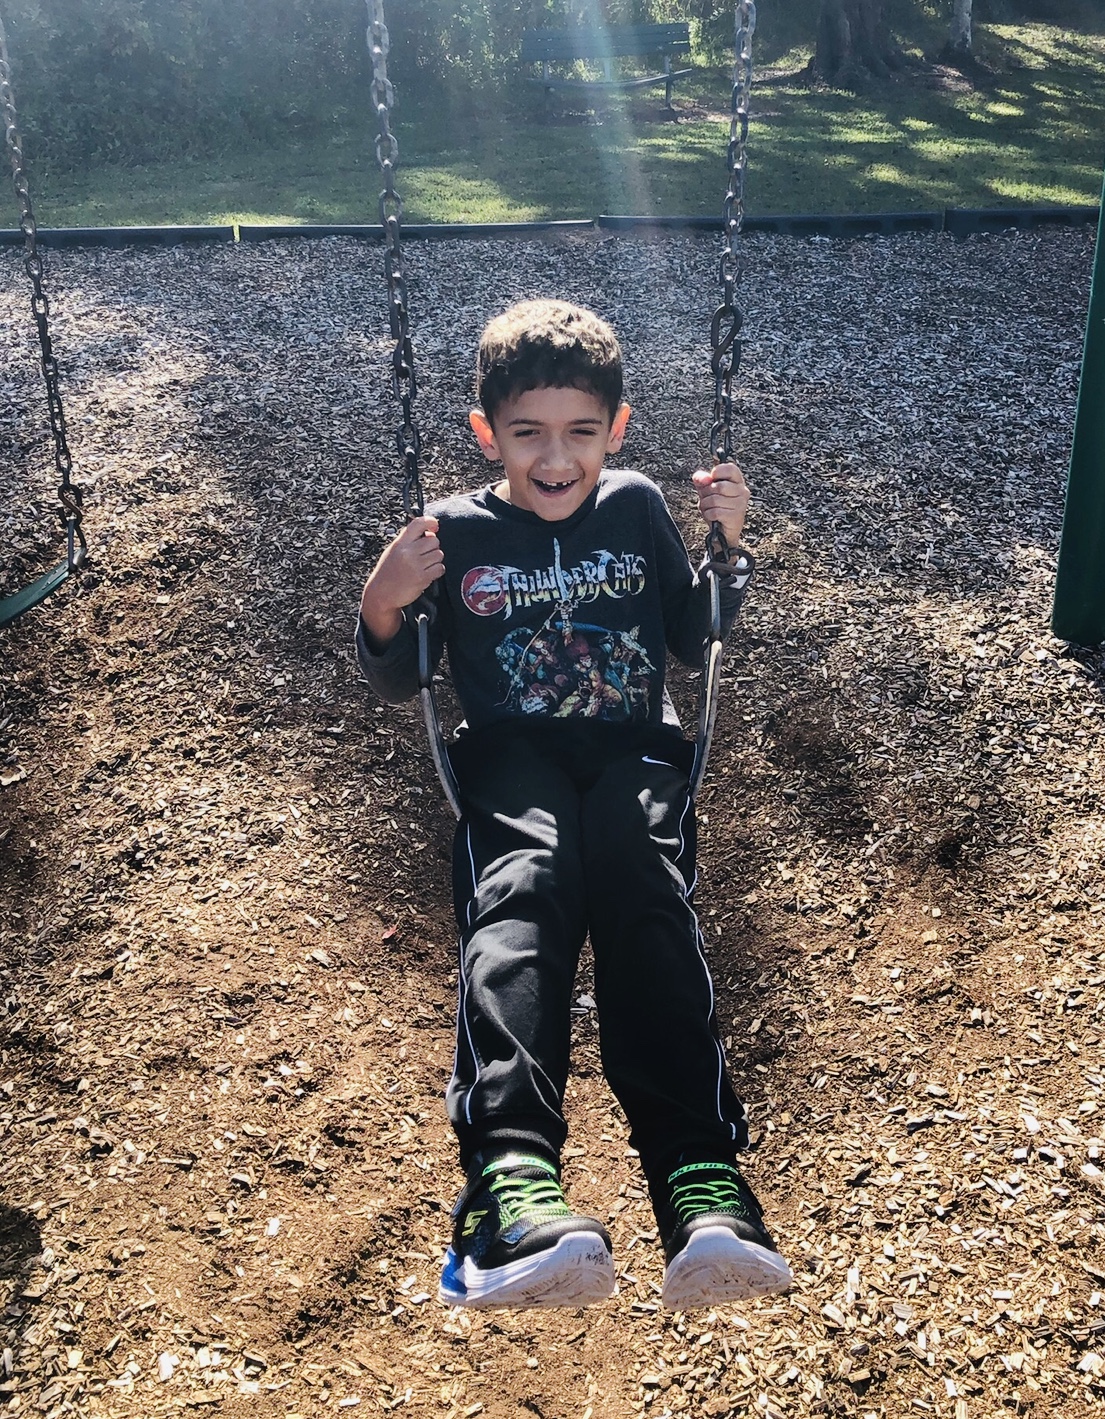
[807,0,901,87]
[939,0,986,77]
[948,0,973,58]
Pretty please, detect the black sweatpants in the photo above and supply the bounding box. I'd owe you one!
[446,721,748,1189]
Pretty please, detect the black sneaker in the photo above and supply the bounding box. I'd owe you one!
[438,1151,615,1308]
[657,1160,792,1310]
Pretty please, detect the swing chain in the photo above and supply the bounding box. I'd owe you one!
[0,7,85,568]
[366,0,424,522]
[364,0,460,818]
[706,0,755,567]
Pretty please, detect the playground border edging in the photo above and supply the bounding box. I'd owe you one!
[0,207,1099,247]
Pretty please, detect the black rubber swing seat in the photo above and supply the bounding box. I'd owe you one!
[0,559,70,628]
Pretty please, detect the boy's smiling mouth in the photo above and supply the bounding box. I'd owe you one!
[533,475,580,495]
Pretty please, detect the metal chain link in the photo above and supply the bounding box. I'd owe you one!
[365,0,461,818]
[0,5,85,568]
[706,0,755,567]
[366,0,424,523]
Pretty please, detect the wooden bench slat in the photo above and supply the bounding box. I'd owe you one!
[525,68,694,94]
[520,38,691,62]
[520,23,691,64]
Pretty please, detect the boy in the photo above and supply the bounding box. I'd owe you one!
[356,299,791,1311]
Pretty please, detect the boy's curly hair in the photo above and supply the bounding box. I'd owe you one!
[476,299,623,427]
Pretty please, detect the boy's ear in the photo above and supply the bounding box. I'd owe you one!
[606,402,631,454]
[469,409,500,461]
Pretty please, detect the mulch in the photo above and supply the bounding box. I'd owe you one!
[1,223,1104,1419]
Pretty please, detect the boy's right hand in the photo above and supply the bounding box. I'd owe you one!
[359,516,445,649]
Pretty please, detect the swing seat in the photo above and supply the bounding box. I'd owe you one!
[0,560,70,628]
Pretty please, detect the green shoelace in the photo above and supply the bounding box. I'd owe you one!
[485,1155,573,1227]
[668,1162,752,1224]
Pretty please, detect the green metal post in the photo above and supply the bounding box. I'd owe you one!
[1053,170,1105,646]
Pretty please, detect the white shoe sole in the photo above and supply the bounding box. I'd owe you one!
[662,1226,793,1310]
[440,1232,615,1309]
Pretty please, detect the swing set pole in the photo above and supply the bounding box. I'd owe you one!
[1052,166,1105,647]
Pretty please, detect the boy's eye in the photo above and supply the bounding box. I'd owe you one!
[508,425,600,440]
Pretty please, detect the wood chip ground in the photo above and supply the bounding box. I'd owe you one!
[1,227,1103,1418]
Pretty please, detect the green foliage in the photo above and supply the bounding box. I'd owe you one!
[4,0,1105,171]
[2,0,369,164]
[1,0,819,166]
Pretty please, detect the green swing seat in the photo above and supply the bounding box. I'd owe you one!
[0,561,72,628]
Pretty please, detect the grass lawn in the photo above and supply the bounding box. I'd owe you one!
[21,21,1105,228]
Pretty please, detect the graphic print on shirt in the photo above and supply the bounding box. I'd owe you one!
[460,539,656,721]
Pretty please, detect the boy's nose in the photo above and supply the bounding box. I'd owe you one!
[541,439,573,470]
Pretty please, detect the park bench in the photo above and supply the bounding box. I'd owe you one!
[520,22,693,113]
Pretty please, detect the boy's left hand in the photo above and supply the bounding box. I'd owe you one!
[692,462,750,553]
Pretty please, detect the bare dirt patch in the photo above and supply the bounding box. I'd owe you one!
[2,226,1104,1417]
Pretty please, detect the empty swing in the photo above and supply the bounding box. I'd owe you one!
[0,4,86,630]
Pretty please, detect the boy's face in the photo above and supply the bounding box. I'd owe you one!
[469,386,630,522]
